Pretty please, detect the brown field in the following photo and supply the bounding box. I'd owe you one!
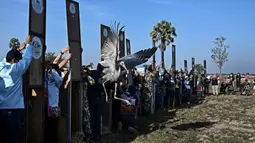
[100,95,255,143]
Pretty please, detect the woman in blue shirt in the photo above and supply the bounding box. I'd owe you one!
[44,62,63,143]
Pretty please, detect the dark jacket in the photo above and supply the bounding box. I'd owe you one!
[87,70,104,99]
[211,78,218,85]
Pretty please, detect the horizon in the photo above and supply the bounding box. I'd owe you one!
[1,0,255,73]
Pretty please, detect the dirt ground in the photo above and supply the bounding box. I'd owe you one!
[101,95,255,143]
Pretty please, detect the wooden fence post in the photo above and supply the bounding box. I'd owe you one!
[27,0,47,142]
[66,0,83,137]
[100,24,112,135]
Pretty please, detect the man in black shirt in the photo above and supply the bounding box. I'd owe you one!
[211,74,219,95]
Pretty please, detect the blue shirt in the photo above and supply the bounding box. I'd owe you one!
[0,44,33,109]
[119,92,139,116]
[184,80,191,89]
[45,69,63,107]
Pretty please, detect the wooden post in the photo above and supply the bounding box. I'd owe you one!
[27,0,46,142]
[66,0,82,135]
[126,39,131,55]
[119,31,125,58]
[172,44,176,71]
[100,24,112,134]
[203,60,206,75]
[184,60,188,74]
[192,57,196,88]
[152,40,156,69]
[100,24,110,61]
[192,57,195,71]
[126,39,133,85]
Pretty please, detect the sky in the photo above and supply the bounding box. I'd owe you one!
[1,0,255,73]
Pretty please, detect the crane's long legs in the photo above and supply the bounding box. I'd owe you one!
[121,63,129,73]
[114,82,131,105]
[102,82,108,102]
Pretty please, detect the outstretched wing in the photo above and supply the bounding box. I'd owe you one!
[99,22,125,79]
[117,47,157,69]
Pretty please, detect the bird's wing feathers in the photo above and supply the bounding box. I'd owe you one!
[117,47,157,69]
[99,22,125,80]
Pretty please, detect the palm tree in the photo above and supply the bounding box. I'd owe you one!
[45,52,56,61]
[9,38,20,50]
[150,20,177,68]
[45,52,65,63]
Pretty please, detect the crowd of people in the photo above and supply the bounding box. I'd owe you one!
[81,61,215,142]
[0,35,253,143]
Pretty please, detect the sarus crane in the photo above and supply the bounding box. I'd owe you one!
[98,22,157,104]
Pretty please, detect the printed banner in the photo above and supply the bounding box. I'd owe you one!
[136,66,146,74]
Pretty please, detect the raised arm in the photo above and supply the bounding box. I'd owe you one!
[64,74,71,89]
[155,61,163,71]
[16,42,26,51]
[58,53,72,69]
[52,46,69,64]
[12,35,33,75]
[49,69,63,88]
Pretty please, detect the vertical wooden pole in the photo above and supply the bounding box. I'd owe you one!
[66,0,82,136]
[27,0,47,143]
[203,60,207,75]
[119,31,125,58]
[126,39,133,85]
[100,24,112,134]
[152,40,156,69]
[184,60,188,74]
[126,39,131,55]
[192,57,195,71]
[192,57,196,88]
[172,44,176,71]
